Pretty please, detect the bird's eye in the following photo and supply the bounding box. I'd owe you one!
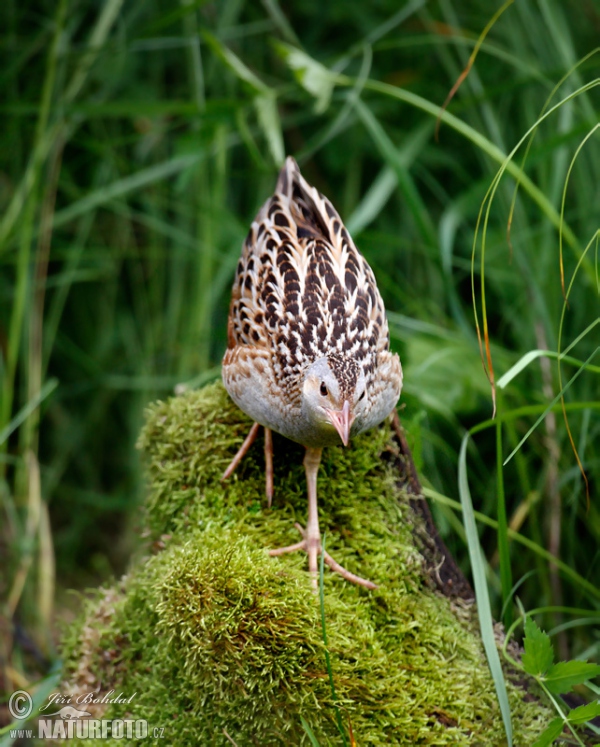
[320,382,328,396]
[358,390,365,402]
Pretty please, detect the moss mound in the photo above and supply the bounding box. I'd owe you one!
[61,382,551,745]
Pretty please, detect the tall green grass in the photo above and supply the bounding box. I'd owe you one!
[1,0,598,732]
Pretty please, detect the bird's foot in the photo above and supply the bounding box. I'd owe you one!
[221,422,274,506]
[269,523,377,591]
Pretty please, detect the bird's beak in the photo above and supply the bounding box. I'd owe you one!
[326,400,354,447]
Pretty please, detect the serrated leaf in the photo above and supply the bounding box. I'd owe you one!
[567,700,600,724]
[544,660,600,695]
[274,41,335,114]
[522,616,554,677]
[531,717,564,747]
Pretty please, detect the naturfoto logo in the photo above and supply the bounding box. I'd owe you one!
[8,689,165,741]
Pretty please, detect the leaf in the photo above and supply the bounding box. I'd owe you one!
[503,345,600,466]
[497,342,600,390]
[521,616,554,677]
[274,41,335,114]
[346,165,396,234]
[300,716,321,747]
[52,153,205,230]
[200,34,285,167]
[567,700,600,724]
[531,717,564,747]
[203,32,267,94]
[253,94,285,167]
[458,434,513,745]
[353,99,436,246]
[0,378,58,446]
[497,350,548,389]
[544,660,600,695]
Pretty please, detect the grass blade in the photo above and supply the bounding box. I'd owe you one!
[496,419,512,626]
[0,378,58,446]
[424,486,600,603]
[300,716,321,747]
[319,533,348,746]
[503,347,599,466]
[459,434,513,745]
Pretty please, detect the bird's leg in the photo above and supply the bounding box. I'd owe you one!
[221,423,275,504]
[221,422,260,482]
[288,525,378,591]
[268,448,322,589]
[304,446,322,589]
[264,427,273,507]
[321,549,377,589]
[269,446,377,591]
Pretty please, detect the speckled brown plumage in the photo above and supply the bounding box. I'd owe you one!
[222,157,403,589]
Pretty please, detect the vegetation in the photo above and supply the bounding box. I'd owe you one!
[57,383,552,745]
[1,0,598,743]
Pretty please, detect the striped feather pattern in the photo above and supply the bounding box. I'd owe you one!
[223,157,402,447]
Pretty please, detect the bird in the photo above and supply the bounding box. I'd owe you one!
[221,156,402,590]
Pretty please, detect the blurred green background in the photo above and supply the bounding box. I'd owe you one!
[1,0,598,694]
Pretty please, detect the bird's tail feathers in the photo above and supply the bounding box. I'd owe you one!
[275,156,341,242]
[275,156,301,197]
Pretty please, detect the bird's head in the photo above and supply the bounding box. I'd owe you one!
[301,356,367,446]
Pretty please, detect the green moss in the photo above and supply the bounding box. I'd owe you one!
[61,382,552,745]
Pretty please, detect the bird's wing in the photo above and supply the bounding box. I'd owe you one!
[228,158,390,375]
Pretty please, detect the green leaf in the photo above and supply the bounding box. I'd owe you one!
[0,377,58,446]
[531,717,564,747]
[203,32,268,94]
[521,616,554,676]
[497,330,600,390]
[503,345,600,466]
[497,350,548,389]
[201,34,285,166]
[567,700,600,724]
[346,165,396,234]
[274,41,335,114]
[353,99,437,247]
[544,660,600,695]
[458,434,513,745]
[300,716,321,747]
[253,94,285,167]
